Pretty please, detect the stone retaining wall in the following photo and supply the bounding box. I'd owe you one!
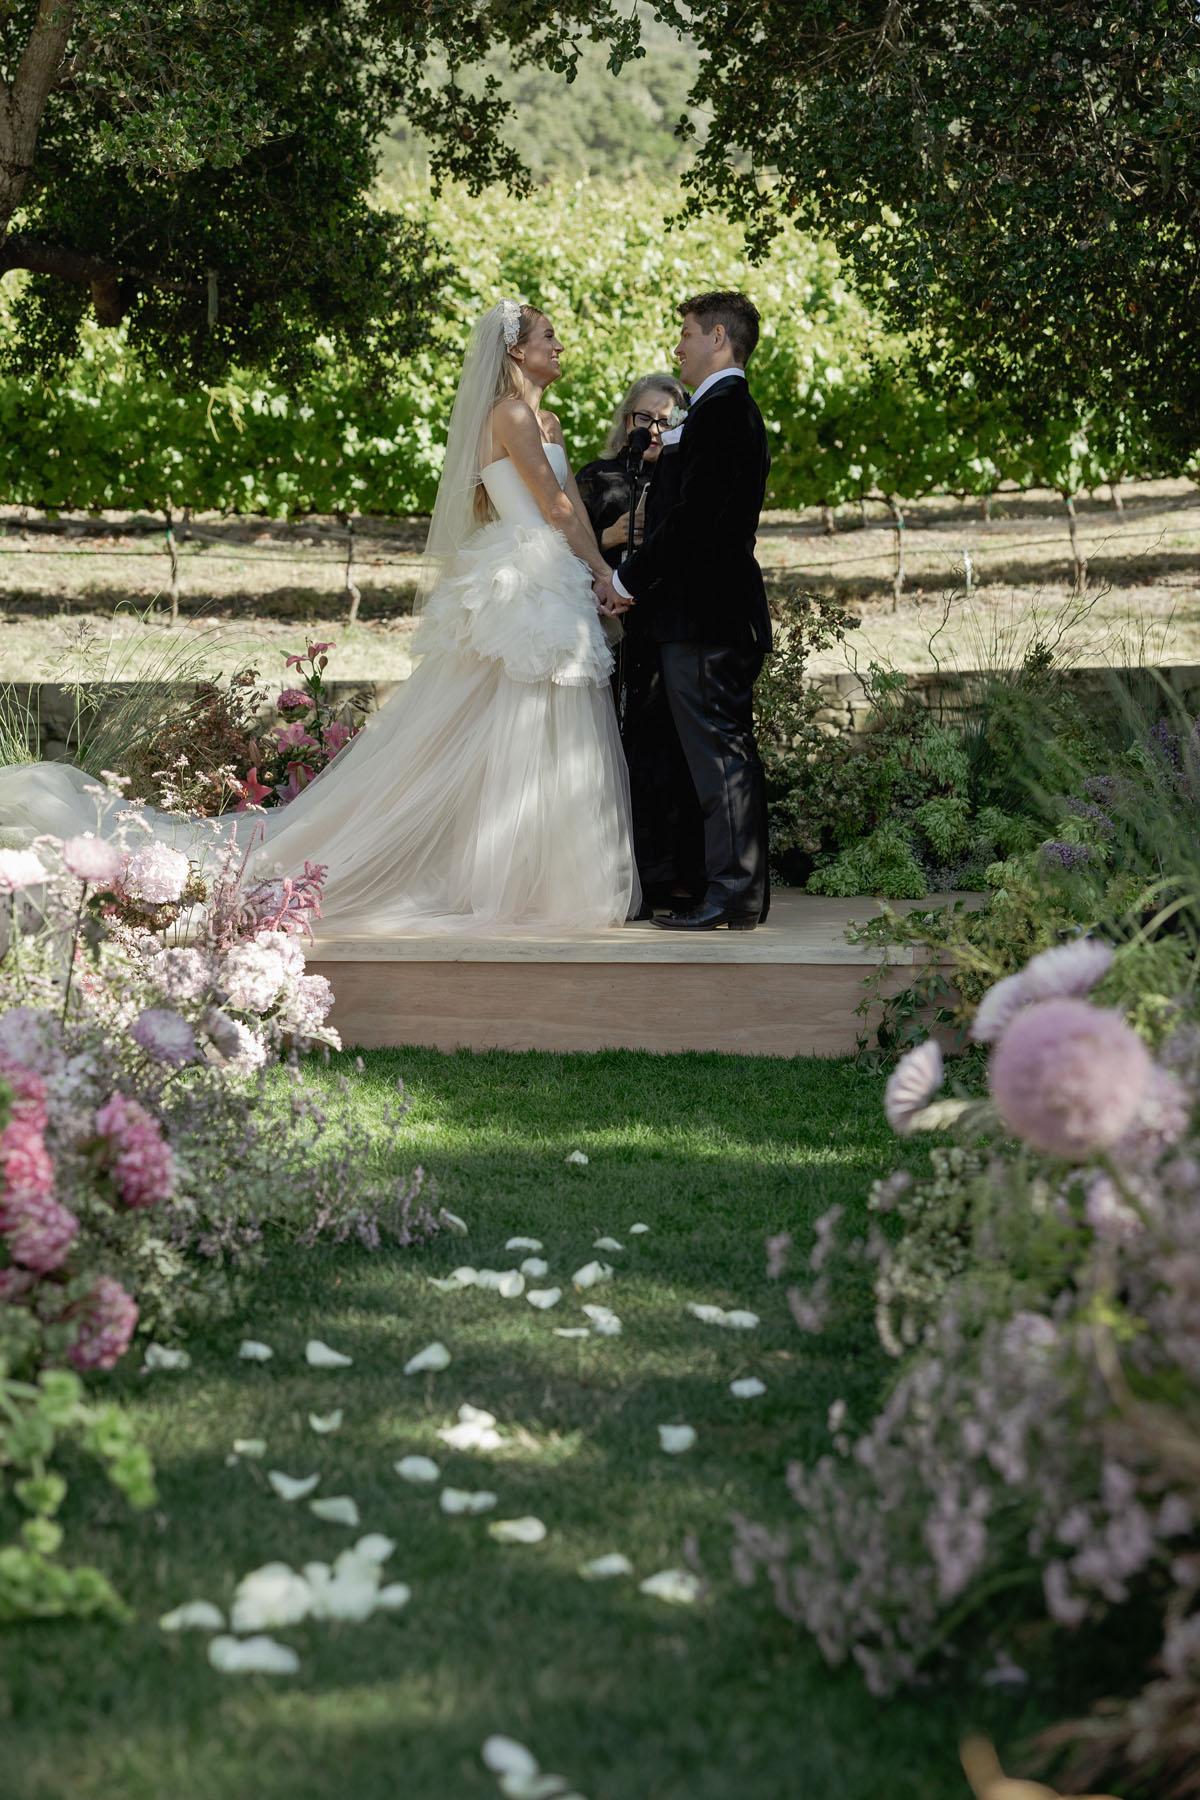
[4,665,1199,761]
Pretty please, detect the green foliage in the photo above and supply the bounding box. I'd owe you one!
[0,175,1176,517]
[0,0,647,381]
[653,1,1200,458]
[0,1365,154,1623]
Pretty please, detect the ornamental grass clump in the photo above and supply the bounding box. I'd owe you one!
[736,946,1200,1795]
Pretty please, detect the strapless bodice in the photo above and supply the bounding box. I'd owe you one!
[480,442,568,526]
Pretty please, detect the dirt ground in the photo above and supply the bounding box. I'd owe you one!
[1,477,1196,685]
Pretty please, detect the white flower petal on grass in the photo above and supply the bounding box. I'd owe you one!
[658,1424,696,1455]
[230,1562,312,1631]
[883,1039,945,1135]
[730,1377,766,1399]
[1022,937,1114,1004]
[564,1150,589,1166]
[438,1405,504,1453]
[376,1582,412,1611]
[353,1534,395,1564]
[440,1487,498,1516]
[505,1236,543,1252]
[303,1559,377,1623]
[552,1327,589,1339]
[520,1257,549,1279]
[428,1275,466,1293]
[404,1341,451,1376]
[572,1260,613,1290]
[970,972,1031,1045]
[496,1270,526,1299]
[482,1737,540,1779]
[440,1209,469,1235]
[628,1222,650,1235]
[309,1496,360,1526]
[474,1269,504,1291]
[394,1455,440,1484]
[305,1338,353,1369]
[579,1552,634,1580]
[685,1302,759,1330]
[593,1236,623,1253]
[450,1266,479,1287]
[686,1303,727,1325]
[487,1515,547,1545]
[238,1340,273,1362]
[582,1304,621,1337]
[308,1410,343,1434]
[160,1600,225,1632]
[143,1343,191,1371]
[268,1470,320,1502]
[232,1438,266,1458]
[526,1287,562,1310]
[209,1634,299,1675]
[639,1569,703,1606]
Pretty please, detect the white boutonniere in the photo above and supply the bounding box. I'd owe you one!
[667,404,689,430]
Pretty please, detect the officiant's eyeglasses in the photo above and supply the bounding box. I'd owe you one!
[631,410,673,433]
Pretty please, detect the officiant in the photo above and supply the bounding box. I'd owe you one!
[577,374,705,914]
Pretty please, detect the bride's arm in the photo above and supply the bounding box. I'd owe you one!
[489,400,609,581]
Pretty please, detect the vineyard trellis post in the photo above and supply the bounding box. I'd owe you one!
[339,512,361,625]
[163,509,181,626]
[1061,490,1087,592]
[889,499,905,610]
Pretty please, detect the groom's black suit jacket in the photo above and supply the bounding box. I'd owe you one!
[619,374,772,653]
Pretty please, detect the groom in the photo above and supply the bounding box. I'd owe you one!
[596,290,772,930]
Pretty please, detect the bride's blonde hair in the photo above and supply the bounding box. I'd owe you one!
[474,304,545,523]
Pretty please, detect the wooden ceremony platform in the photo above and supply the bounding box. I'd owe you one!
[307,891,958,1058]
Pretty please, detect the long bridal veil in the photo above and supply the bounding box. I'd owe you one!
[0,299,638,934]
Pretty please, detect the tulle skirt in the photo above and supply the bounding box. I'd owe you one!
[0,525,640,935]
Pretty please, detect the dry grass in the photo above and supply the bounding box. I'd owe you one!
[1,477,1197,683]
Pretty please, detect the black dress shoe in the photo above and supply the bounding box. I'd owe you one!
[654,900,758,931]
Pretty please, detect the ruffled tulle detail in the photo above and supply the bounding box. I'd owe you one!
[413,520,613,687]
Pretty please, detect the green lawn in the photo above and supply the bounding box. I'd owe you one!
[4,1049,1064,1800]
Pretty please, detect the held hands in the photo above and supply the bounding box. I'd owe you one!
[592,569,634,617]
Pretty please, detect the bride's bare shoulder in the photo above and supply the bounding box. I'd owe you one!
[538,411,565,446]
[490,395,539,438]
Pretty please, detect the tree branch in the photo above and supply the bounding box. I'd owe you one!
[0,234,200,325]
[0,1,75,233]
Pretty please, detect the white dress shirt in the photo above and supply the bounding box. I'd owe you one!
[613,366,747,598]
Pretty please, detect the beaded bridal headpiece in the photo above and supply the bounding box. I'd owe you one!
[499,297,522,347]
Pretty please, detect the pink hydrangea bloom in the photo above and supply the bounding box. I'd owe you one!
[61,834,124,885]
[130,1007,197,1068]
[884,1038,944,1134]
[122,843,190,905]
[989,997,1152,1159]
[0,848,47,891]
[0,1266,36,1303]
[1,1115,54,1203]
[94,1093,175,1208]
[1,1187,79,1271]
[291,973,335,1033]
[221,939,288,1012]
[67,1274,139,1371]
[0,1051,49,1132]
[276,687,312,711]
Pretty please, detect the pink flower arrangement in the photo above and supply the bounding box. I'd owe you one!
[236,766,273,811]
[273,719,319,754]
[66,1274,139,1371]
[989,997,1152,1159]
[286,640,333,670]
[279,761,315,802]
[321,720,354,757]
[276,687,312,712]
[94,1093,175,1209]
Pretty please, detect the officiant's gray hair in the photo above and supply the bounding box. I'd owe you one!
[602,372,689,459]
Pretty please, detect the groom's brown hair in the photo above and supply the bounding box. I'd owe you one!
[679,290,760,366]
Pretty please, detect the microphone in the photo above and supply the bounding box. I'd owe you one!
[626,425,653,472]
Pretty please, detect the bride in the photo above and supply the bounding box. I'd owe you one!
[0,300,640,934]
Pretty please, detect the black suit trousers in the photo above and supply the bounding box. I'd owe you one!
[659,641,769,919]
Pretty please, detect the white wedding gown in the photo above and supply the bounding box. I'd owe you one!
[0,444,639,934]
